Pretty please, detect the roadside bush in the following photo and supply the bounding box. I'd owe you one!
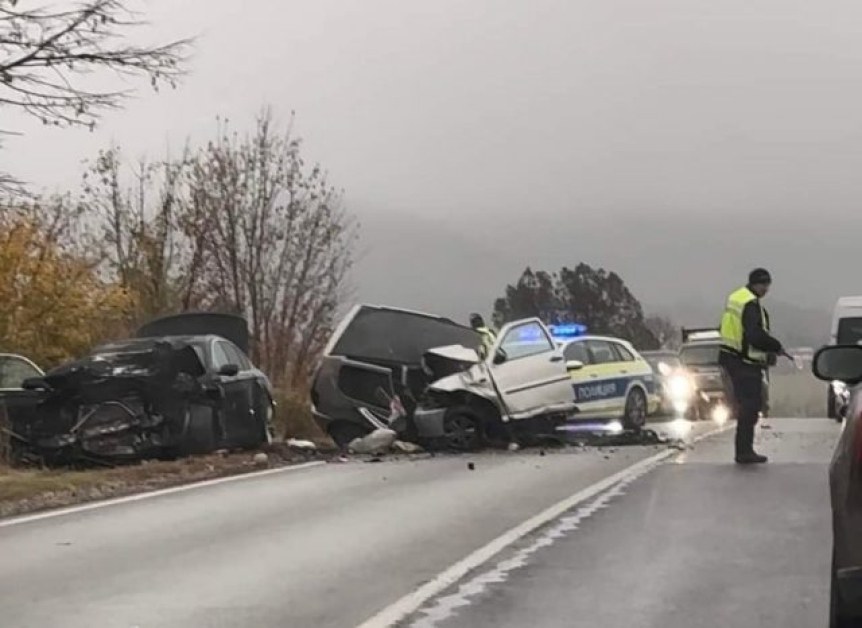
[272,388,330,445]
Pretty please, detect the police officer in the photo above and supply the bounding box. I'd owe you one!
[470,313,497,359]
[719,268,791,464]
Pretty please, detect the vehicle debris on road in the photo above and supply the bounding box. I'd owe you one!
[347,428,398,455]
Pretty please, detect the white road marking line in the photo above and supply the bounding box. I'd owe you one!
[412,460,654,627]
[355,422,733,628]
[0,460,326,529]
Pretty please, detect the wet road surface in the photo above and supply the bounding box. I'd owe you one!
[0,418,835,628]
[407,418,837,628]
[0,419,713,628]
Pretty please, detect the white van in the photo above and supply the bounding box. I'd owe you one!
[826,297,862,418]
[830,296,862,346]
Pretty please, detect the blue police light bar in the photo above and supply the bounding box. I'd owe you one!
[549,323,588,339]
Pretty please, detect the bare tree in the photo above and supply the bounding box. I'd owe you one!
[77,111,358,389]
[645,315,681,350]
[80,145,198,325]
[185,110,357,386]
[0,0,191,189]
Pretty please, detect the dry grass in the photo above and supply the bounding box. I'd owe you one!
[0,443,321,518]
[769,371,827,418]
[0,387,334,519]
[273,388,331,445]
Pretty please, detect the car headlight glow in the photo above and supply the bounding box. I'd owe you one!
[711,404,730,425]
[832,380,848,396]
[672,399,689,415]
[668,374,693,400]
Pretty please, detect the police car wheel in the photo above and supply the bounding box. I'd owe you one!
[622,389,647,431]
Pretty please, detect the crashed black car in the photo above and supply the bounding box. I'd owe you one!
[10,313,274,463]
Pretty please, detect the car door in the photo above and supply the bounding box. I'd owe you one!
[488,319,574,419]
[564,340,603,418]
[576,339,626,417]
[0,355,45,443]
[614,342,660,414]
[210,339,255,446]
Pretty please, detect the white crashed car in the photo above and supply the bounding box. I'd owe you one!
[311,305,576,450]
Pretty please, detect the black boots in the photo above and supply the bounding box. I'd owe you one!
[735,452,768,464]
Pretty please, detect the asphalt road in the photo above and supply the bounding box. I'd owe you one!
[408,418,837,628]
[0,418,836,628]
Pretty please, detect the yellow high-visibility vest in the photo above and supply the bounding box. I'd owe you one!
[720,286,768,365]
[476,326,496,357]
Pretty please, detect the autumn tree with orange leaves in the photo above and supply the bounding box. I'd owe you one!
[0,201,130,366]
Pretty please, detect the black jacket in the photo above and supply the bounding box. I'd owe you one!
[741,300,783,355]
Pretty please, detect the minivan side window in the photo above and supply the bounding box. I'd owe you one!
[837,318,862,346]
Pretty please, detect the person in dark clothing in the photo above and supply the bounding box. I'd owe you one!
[718,268,791,464]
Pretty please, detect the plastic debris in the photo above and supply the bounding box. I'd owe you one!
[286,438,317,451]
[348,428,397,455]
[392,440,424,454]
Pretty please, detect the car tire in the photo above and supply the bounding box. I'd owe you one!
[185,405,218,454]
[329,422,368,449]
[441,406,484,452]
[622,388,647,431]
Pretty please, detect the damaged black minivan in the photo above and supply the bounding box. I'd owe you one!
[311,305,577,450]
[11,313,274,464]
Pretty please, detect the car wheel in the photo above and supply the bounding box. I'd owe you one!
[442,406,484,452]
[329,422,368,449]
[184,405,218,454]
[622,388,647,431]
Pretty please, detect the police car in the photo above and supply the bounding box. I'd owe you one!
[551,325,660,430]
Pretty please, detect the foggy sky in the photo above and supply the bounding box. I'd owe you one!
[5,0,862,329]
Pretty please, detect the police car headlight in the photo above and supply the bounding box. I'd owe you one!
[668,374,693,400]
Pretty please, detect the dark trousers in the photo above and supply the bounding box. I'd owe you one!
[721,356,764,456]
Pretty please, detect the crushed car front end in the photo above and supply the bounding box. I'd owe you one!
[16,339,211,464]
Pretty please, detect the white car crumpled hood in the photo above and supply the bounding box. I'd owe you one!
[423,345,495,398]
